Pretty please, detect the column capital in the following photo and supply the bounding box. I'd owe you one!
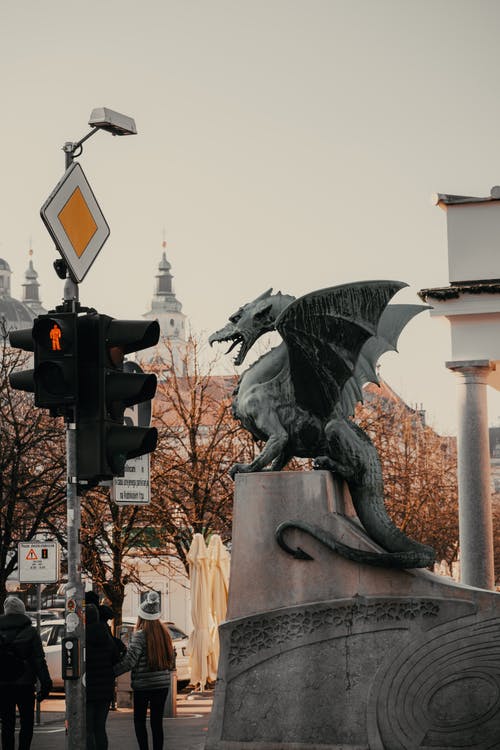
[446,359,495,375]
[446,360,495,386]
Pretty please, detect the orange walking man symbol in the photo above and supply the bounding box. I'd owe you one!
[50,324,62,351]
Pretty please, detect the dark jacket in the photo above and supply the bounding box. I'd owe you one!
[86,620,120,702]
[114,629,171,692]
[0,613,52,693]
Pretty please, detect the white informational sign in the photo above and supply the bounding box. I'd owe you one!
[18,541,60,583]
[111,377,152,505]
[111,453,151,505]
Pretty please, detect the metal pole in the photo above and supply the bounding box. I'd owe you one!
[65,421,85,749]
[63,142,85,749]
[35,584,41,725]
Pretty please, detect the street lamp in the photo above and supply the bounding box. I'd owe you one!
[63,107,137,168]
[54,108,137,288]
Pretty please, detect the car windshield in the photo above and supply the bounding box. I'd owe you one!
[39,624,53,646]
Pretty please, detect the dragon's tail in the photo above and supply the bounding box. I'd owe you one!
[275,519,435,569]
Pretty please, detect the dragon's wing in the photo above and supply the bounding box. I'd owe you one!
[338,303,429,418]
[275,281,407,418]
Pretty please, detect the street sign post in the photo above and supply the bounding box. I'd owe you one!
[112,373,152,505]
[18,541,60,583]
[112,453,151,505]
[40,162,110,282]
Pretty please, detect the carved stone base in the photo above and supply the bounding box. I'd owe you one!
[205,471,500,750]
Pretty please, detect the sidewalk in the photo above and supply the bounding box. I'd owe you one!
[30,689,213,750]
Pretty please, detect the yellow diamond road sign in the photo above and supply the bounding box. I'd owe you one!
[40,162,110,282]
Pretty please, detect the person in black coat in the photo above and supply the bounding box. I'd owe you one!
[0,595,52,750]
[86,603,120,750]
[85,590,127,659]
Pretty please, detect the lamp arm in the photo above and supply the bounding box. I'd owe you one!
[62,127,99,167]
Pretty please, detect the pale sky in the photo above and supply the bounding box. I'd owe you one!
[2,0,500,435]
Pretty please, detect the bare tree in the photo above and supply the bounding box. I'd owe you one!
[355,381,459,565]
[147,336,255,574]
[80,488,155,628]
[0,333,66,608]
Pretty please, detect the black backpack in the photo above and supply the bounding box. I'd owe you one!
[0,630,26,681]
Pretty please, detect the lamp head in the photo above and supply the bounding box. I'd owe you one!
[88,108,137,136]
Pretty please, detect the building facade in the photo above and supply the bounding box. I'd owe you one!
[0,255,45,335]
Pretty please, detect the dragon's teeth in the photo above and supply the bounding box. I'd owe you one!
[226,339,240,354]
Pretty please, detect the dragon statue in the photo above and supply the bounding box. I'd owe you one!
[209,281,435,569]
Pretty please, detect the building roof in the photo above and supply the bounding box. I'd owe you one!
[432,186,500,206]
[419,281,500,302]
[155,374,237,427]
[0,296,37,330]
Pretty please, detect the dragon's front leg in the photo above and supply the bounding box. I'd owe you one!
[230,411,288,479]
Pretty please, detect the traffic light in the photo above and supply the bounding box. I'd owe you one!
[9,312,78,416]
[8,326,35,394]
[76,313,159,483]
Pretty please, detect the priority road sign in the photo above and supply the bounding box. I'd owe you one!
[40,162,110,282]
[18,540,60,583]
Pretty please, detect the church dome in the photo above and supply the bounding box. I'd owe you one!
[0,253,43,332]
[0,296,36,332]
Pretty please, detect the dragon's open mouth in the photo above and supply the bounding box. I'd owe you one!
[209,330,249,366]
[225,334,248,365]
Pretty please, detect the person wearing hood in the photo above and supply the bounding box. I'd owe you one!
[85,590,114,622]
[86,603,120,750]
[85,590,127,659]
[0,595,52,750]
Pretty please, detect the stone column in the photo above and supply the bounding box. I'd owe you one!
[447,360,495,589]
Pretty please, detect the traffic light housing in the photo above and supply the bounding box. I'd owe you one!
[77,313,159,483]
[8,326,35,394]
[9,312,78,416]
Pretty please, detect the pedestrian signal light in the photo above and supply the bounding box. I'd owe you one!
[8,312,78,415]
[32,313,78,414]
[49,324,62,351]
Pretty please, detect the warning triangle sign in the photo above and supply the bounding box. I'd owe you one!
[26,548,38,560]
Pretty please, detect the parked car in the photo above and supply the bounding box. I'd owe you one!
[39,619,66,689]
[28,608,64,624]
[38,617,191,690]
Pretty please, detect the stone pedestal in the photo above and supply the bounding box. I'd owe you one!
[205,471,500,750]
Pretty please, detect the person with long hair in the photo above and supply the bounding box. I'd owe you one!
[114,592,175,750]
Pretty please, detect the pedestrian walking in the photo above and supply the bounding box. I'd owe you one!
[85,590,127,658]
[0,595,52,750]
[114,592,175,750]
[86,603,120,750]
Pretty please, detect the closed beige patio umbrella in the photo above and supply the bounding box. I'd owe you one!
[207,534,230,681]
[187,533,213,690]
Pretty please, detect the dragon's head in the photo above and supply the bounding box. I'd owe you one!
[209,288,293,366]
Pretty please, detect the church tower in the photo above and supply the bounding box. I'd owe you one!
[0,254,39,334]
[22,252,46,317]
[142,241,187,372]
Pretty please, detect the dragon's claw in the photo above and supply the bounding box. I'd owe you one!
[229,463,252,480]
